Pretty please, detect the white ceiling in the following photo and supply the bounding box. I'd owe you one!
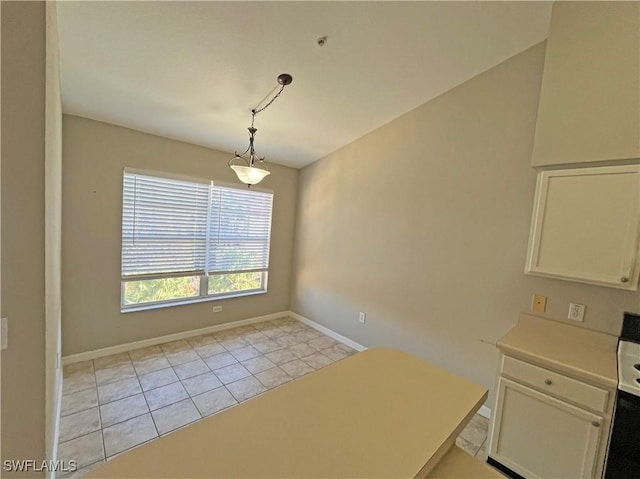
[57,1,552,168]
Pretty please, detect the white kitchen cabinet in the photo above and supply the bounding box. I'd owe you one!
[490,377,603,479]
[525,165,640,290]
[491,314,618,479]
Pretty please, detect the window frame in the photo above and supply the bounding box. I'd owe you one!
[120,168,272,313]
[120,272,268,313]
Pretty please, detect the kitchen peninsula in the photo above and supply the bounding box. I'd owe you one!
[88,348,493,478]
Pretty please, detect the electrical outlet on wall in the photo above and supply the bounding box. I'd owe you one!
[212,305,223,313]
[568,303,586,322]
[358,312,366,324]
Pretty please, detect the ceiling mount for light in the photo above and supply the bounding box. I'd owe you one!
[277,73,293,86]
[229,73,293,186]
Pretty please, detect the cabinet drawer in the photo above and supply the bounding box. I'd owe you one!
[501,356,609,412]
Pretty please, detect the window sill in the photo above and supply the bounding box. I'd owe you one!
[120,289,267,314]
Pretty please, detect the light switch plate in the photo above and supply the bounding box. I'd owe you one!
[532,294,547,313]
[1,317,8,350]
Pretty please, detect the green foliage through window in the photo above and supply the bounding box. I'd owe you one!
[208,272,263,295]
[123,276,200,305]
[122,272,265,308]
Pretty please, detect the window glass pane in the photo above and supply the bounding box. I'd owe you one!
[123,276,200,306]
[208,272,264,295]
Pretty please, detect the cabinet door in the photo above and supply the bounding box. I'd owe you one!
[525,165,640,290]
[489,378,603,479]
[530,2,640,167]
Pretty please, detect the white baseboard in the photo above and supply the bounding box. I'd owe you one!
[287,311,367,352]
[63,311,289,365]
[478,405,492,419]
[64,310,366,366]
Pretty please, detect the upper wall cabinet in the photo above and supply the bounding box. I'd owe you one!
[526,165,640,290]
[531,2,640,167]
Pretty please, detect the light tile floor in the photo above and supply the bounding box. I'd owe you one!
[58,317,489,478]
[456,414,490,461]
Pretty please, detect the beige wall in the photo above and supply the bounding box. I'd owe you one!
[62,115,298,355]
[290,42,640,408]
[45,1,63,464]
[1,1,47,474]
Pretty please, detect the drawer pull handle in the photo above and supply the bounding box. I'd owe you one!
[621,277,629,283]
[544,379,552,385]
[592,421,600,428]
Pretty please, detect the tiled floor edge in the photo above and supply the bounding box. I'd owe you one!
[478,405,492,419]
[287,311,367,352]
[63,311,290,366]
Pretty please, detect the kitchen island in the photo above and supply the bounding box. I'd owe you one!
[88,348,492,478]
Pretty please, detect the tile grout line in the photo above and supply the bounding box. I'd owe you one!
[102,363,152,459]
[475,437,487,458]
[59,385,99,418]
[100,425,107,467]
[93,362,107,465]
[138,377,160,442]
[107,436,158,462]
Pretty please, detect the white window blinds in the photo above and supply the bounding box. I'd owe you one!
[122,171,210,278]
[207,185,273,274]
[121,170,273,280]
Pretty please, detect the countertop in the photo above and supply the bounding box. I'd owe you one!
[88,348,487,478]
[429,446,504,478]
[497,313,618,389]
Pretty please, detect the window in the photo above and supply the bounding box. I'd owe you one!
[121,169,273,310]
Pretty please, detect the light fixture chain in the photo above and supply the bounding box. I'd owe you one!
[253,83,286,115]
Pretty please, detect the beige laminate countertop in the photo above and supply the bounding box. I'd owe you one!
[497,313,618,389]
[89,348,487,478]
[429,446,504,479]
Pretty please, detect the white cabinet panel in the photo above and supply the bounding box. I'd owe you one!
[526,165,640,290]
[531,2,640,167]
[489,378,603,479]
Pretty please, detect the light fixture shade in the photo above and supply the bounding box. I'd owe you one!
[231,165,271,185]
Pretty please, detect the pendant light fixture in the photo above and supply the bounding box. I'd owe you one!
[229,73,293,186]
